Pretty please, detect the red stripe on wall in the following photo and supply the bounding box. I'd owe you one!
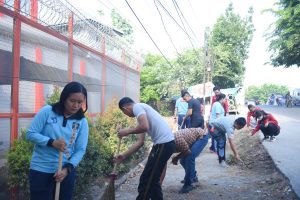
[35,47,44,112]
[0,0,4,17]
[80,60,86,75]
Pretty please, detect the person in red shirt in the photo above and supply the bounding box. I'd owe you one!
[251,110,280,142]
[211,86,229,115]
[246,104,261,128]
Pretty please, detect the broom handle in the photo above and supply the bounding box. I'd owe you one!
[112,138,122,173]
[55,151,63,200]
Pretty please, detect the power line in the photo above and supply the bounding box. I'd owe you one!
[173,0,198,42]
[124,0,175,68]
[153,0,180,55]
[155,0,197,44]
[172,0,197,51]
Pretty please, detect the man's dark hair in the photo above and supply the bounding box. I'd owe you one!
[181,91,190,98]
[181,89,188,97]
[52,81,88,119]
[196,97,204,104]
[234,117,246,127]
[216,93,226,101]
[119,97,135,109]
[213,86,221,91]
[247,104,255,110]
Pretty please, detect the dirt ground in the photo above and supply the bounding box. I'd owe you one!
[114,117,299,200]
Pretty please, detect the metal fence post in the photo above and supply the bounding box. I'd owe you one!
[101,36,106,114]
[10,0,21,147]
[68,12,73,81]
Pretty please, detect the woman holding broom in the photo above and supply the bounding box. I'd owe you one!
[26,82,89,200]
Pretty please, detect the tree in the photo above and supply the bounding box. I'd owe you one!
[209,3,255,88]
[140,50,205,104]
[266,0,300,67]
[111,9,134,44]
[245,83,289,103]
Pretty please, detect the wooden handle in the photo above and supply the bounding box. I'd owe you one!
[55,151,63,200]
[112,138,122,173]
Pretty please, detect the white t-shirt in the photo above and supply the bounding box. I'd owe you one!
[133,103,174,145]
[212,117,234,139]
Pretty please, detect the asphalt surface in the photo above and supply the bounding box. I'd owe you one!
[253,105,300,198]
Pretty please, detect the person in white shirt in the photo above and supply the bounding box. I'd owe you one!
[115,97,175,200]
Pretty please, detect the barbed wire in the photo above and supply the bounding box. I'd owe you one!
[1,0,142,67]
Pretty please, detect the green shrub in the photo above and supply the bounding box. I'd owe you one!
[7,129,33,199]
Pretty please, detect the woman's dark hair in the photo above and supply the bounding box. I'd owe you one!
[181,91,190,98]
[216,93,226,101]
[52,82,88,118]
[254,110,268,120]
[181,89,188,97]
[119,97,135,109]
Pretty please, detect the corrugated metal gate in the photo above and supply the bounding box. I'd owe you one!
[0,0,141,152]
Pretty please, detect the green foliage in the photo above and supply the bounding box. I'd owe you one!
[111,9,133,44]
[46,85,61,105]
[245,83,289,103]
[209,3,255,87]
[140,50,204,105]
[7,129,33,198]
[266,0,300,67]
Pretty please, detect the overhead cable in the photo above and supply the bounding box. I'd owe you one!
[124,0,175,68]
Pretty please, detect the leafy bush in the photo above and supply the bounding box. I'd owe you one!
[7,129,33,199]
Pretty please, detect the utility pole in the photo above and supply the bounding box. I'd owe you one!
[202,28,209,116]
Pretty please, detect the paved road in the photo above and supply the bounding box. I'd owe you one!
[252,105,300,198]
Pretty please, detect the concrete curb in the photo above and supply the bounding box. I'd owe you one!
[260,138,300,199]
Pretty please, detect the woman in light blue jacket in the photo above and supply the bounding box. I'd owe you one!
[27,82,89,200]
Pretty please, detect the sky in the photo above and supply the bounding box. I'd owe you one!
[71,0,300,90]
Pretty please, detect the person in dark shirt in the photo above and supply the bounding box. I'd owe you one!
[182,91,204,128]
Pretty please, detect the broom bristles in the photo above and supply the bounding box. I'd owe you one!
[100,179,115,200]
[100,137,121,200]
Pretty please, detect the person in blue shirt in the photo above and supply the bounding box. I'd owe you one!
[174,90,190,129]
[27,82,89,200]
[209,93,226,153]
[208,117,246,166]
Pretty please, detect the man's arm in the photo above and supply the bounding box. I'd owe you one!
[228,138,241,161]
[171,150,191,165]
[115,133,145,164]
[118,114,149,137]
[183,108,192,122]
[246,112,251,127]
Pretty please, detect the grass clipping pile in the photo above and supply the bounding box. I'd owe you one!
[227,127,298,199]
